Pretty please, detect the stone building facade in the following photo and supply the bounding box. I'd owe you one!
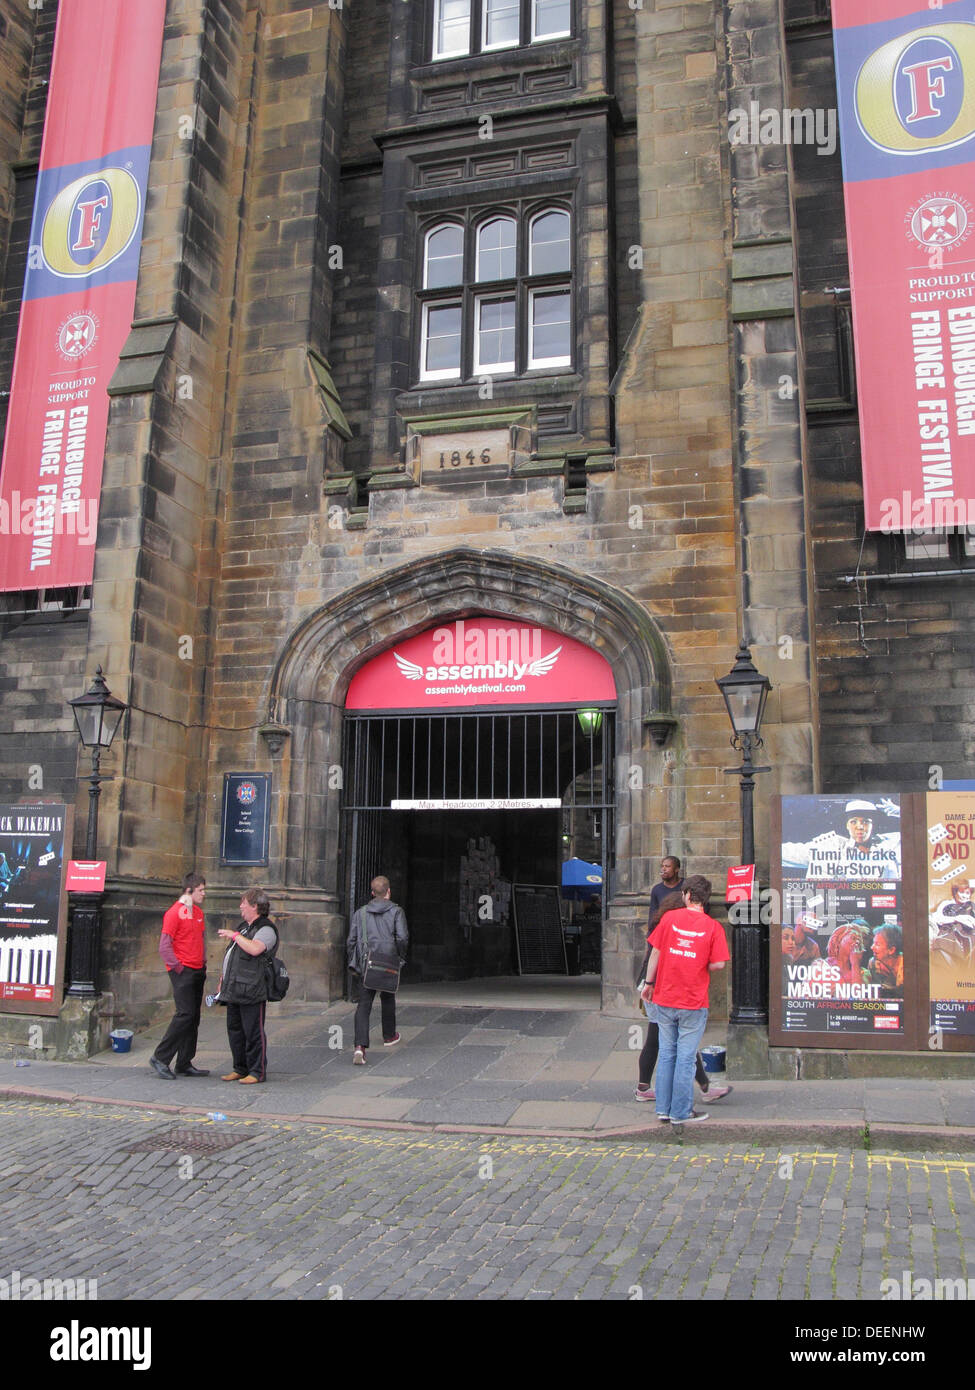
[0,0,970,1048]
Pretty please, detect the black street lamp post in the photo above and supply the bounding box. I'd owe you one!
[716,641,772,1027]
[65,667,126,998]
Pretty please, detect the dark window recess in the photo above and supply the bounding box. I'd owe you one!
[564,453,587,495]
[784,0,831,31]
[834,295,856,407]
[805,288,857,414]
[351,474,370,514]
[0,586,92,632]
[873,530,975,580]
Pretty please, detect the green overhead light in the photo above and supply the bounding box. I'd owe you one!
[576,708,603,736]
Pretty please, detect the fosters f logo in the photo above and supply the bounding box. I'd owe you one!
[40,167,141,277]
[856,23,975,154]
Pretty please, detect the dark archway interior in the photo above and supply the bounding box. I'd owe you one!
[343,708,614,982]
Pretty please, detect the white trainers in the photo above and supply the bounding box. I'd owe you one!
[353,1047,366,1065]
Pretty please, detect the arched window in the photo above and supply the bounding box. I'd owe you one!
[529,208,571,275]
[424,224,464,289]
[417,207,573,381]
[475,217,517,282]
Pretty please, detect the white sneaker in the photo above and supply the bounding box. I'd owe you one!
[353,1047,366,1065]
[672,1110,708,1124]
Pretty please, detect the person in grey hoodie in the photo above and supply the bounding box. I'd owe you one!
[348,875,409,1063]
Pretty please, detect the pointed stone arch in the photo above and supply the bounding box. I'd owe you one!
[269,547,676,1007]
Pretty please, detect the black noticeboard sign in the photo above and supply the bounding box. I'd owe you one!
[221,774,270,866]
[512,884,567,975]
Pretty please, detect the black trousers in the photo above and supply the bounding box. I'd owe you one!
[354,989,396,1049]
[639,1019,708,1090]
[226,1001,268,1081]
[154,967,206,1070]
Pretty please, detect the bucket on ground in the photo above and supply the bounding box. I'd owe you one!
[109,1029,134,1054]
[701,1045,726,1073]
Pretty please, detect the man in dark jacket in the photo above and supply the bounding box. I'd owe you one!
[649,856,685,918]
[348,875,408,1063]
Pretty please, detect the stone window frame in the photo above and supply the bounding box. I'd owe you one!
[429,0,573,63]
[415,199,575,388]
[370,109,616,460]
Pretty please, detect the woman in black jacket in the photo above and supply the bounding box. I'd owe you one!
[216,888,279,1084]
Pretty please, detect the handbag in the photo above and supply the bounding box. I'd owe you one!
[362,948,401,993]
[358,912,402,992]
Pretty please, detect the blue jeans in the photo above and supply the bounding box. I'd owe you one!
[652,1004,709,1121]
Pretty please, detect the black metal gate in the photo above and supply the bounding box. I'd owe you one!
[341,706,616,939]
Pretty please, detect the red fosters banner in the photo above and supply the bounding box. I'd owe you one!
[0,0,166,591]
[832,1,975,531]
[345,618,617,710]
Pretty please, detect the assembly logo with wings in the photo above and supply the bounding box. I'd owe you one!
[394,646,562,685]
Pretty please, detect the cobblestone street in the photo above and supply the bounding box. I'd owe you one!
[1,1098,973,1303]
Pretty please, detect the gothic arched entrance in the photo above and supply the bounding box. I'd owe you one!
[268,548,674,1007]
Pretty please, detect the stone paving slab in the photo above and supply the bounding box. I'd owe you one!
[480,1051,553,1080]
[535,1057,601,1082]
[509,1101,606,1128]
[402,1099,520,1125]
[590,1052,641,1082]
[2,1000,975,1148]
[299,1095,418,1119]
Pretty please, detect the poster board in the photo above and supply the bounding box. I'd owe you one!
[925,792,975,1044]
[512,884,567,975]
[770,794,924,1049]
[0,802,72,1016]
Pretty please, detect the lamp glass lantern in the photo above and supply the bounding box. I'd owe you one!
[69,667,127,750]
[716,644,771,736]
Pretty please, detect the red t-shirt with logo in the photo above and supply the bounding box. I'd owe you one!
[161,901,205,970]
[649,907,729,1010]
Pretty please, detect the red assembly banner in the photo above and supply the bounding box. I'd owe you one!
[726,864,756,903]
[832,0,975,531]
[64,860,107,893]
[0,0,166,591]
[345,617,617,710]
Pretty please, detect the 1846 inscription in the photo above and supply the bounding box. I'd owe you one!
[418,427,509,481]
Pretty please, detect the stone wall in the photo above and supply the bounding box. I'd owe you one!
[0,0,845,1033]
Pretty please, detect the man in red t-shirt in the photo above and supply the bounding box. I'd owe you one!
[150,873,209,1080]
[641,874,728,1125]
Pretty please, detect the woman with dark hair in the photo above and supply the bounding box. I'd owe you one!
[634,888,731,1105]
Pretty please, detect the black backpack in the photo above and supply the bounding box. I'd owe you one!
[263,926,290,1002]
